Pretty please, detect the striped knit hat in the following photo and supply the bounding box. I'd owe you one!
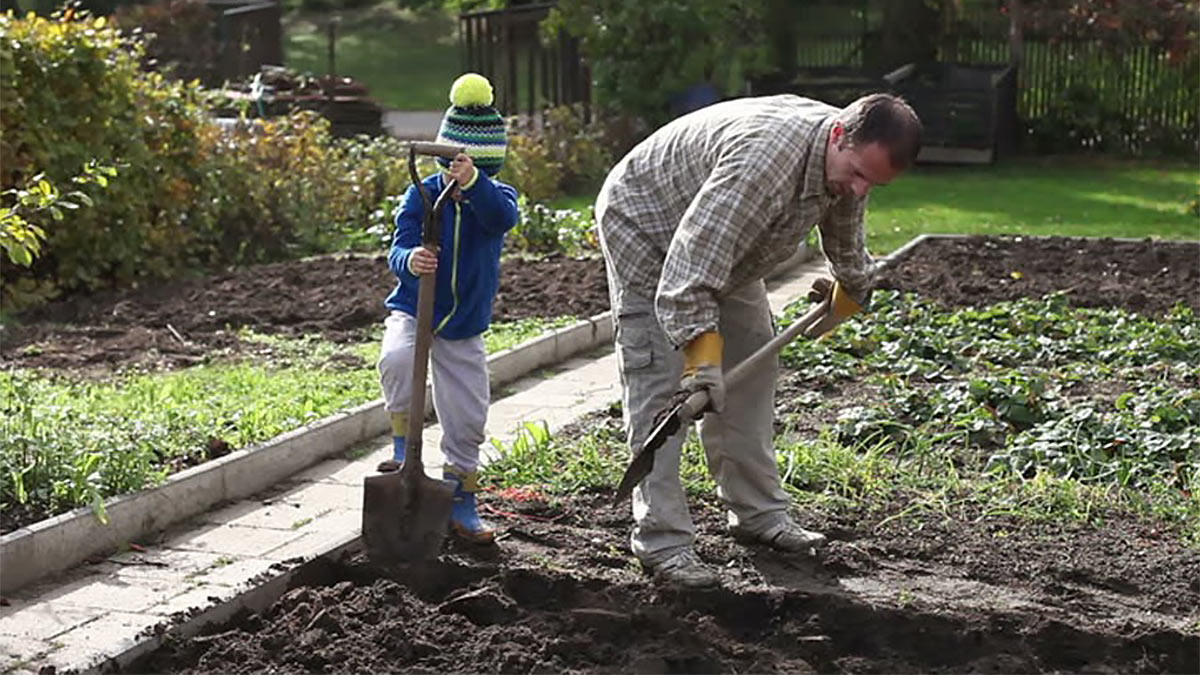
[435,73,507,177]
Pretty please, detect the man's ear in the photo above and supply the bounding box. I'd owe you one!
[830,122,845,148]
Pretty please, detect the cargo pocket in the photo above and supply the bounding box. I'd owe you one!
[615,313,653,372]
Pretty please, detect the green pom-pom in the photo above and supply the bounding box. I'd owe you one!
[449,73,494,107]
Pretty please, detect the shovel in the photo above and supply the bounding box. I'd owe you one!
[613,295,832,504]
[362,142,465,563]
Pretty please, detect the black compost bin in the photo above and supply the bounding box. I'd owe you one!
[891,62,1018,164]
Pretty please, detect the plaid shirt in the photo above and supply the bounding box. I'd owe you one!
[595,95,875,348]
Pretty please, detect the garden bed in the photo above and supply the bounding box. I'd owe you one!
[1,253,610,374]
[132,236,1200,674]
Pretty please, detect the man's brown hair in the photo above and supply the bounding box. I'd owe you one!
[838,94,923,170]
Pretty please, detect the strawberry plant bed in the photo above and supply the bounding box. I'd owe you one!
[133,235,1199,674]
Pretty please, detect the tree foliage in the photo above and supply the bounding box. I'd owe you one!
[545,0,770,125]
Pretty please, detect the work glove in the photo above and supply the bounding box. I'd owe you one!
[804,277,866,338]
[680,331,724,415]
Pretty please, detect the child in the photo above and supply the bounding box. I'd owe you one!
[377,73,519,544]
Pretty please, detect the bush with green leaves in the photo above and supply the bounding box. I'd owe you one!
[504,104,617,202]
[509,196,597,256]
[0,8,411,310]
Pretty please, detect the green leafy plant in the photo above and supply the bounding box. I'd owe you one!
[1,162,116,267]
[0,8,413,311]
[510,197,597,256]
[784,290,1200,498]
[504,105,616,202]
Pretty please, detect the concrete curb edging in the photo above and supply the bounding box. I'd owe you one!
[0,244,816,595]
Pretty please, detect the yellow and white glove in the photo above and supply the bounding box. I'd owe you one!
[804,278,867,338]
[680,331,724,414]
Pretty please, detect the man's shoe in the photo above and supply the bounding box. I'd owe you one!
[734,520,827,553]
[649,549,720,588]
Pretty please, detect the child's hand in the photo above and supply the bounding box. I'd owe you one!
[448,153,477,188]
[410,246,438,275]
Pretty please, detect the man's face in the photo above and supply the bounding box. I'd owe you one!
[824,123,903,198]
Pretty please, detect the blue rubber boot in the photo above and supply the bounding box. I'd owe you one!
[443,464,495,545]
[376,413,408,473]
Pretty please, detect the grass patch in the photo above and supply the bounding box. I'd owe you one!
[0,315,575,526]
[866,157,1199,253]
[544,157,1198,255]
[283,6,459,110]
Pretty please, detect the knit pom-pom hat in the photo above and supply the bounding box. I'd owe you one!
[435,73,507,177]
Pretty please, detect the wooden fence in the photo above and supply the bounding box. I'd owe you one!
[459,3,589,119]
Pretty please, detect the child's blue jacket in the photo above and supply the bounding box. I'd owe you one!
[384,172,519,339]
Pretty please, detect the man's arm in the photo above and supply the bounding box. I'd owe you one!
[655,133,794,348]
[816,194,875,304]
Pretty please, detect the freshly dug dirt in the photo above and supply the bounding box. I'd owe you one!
[877,235,1200,316]
[0,253,609,373]
[135,236,1200,674]
[137,479,1198,674]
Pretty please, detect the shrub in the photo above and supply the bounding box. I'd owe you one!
[546,0,769,125]
[510,196,597,256]
[1,8,410,310]
[504,104,618,202]
[1,8,216,308]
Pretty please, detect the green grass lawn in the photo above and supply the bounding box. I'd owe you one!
[548,157,1199,253]
[865,157,1199,252]
[283,6,460,110]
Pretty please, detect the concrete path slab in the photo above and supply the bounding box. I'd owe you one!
[0,258,830,673]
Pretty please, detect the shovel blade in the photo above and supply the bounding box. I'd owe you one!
[362,468,456,563]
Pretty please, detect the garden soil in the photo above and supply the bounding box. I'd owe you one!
[126,236,1199,674]
[0,253,611,373]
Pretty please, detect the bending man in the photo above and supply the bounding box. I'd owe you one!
[595,93,922,588]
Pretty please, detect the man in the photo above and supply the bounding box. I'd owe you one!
[595,93,922,588]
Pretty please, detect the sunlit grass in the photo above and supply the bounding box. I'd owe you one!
[283,6,459,110]
[1,315,577,523]
[867,158,1199,252]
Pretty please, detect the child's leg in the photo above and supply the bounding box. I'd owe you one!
[430,333,493,543]
[377,311,416,467]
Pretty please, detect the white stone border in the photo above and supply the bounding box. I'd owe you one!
[0,245,816,594]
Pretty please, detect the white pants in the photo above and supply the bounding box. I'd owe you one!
[377,311,489,472]
[609,279,790,566]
